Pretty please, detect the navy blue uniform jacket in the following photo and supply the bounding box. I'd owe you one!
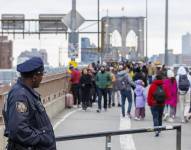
[3,79,56,150]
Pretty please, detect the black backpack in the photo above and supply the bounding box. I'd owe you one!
[178,75,190,92]
[153,85,166,104]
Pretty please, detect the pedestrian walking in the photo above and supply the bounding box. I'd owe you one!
[176,66,191,123]
[80,68,92,110]
[134,80,146,120]
[116,66,135,118]
[2,57,56,150]
[106,67,115,108]
[96,66,112,112]
[163,70,178,122]
[70,66,81,106]
[147,62,155,84]
[147,74,169,137]
[112,67,121,107]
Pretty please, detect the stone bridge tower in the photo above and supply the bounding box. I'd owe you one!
[101,17,145,61]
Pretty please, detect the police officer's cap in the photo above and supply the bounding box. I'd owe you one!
[17,57,44,73]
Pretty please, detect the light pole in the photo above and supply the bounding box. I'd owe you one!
[98,0,101,63]
[145,0,148,61]
[165,0,169,65]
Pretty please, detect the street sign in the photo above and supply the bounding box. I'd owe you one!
[39,14,68,32]
[1,14,25,30]
[62,10,85,31]
[68,32,79,58]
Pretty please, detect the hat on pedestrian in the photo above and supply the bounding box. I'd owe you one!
[167,69,174,78]
[17,57,44,73]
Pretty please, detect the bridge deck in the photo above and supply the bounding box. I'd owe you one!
[53,101,191,150]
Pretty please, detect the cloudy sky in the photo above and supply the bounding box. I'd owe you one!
[1,0,191,66]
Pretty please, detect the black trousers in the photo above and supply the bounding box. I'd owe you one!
[7,141,36,150]
[71,84,81,105]
[81,87,91,109]
[151,106,164,127]
[98,88,107,110]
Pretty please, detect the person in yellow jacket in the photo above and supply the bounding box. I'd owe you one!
[68,59,78,74]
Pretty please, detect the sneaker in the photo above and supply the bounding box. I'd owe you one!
[127,113,132,119]
[134,117,141,121]
[155,131,160,137]
[97,109,101,113]
[163,113,169,121]
[181,119,186,123]
[184,116,189,123]
[118,103,121,107]
[168,117,174,123]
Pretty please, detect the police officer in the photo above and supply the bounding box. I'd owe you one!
[3,57,57,150]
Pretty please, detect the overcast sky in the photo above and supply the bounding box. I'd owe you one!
[1,0,191,66]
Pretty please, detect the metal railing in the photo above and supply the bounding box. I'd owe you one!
[56,125,181,150]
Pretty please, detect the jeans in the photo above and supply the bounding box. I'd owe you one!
[98,88,107,110]
[151,106,164,127]
[120,90,132,116]
[148,75,153,84]
[107,88,113,106]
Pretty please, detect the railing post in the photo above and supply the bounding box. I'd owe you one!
[105,135,111,150]
[176,126,181,150]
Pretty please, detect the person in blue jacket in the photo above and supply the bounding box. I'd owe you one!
[3,57,56,150]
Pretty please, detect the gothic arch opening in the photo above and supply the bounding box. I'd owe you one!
[126,30,137,49]
[126,30,138,60]
[110,30,122,47]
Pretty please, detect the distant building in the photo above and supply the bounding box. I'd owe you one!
[152,49,191,66]
[0,36,13,69]
[182,33,191,55]
[81,37,99,63]
[81,48,99,63]
[81,37,91,49]
[18,48,49,65]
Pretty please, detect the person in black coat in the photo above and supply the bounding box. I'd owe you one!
[80,68,92,110]
[133,67,147,87]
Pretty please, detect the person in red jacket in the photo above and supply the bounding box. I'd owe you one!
[70,66,81,106]
[147,73,169,137]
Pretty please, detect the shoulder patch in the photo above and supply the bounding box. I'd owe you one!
[16,102,28,113]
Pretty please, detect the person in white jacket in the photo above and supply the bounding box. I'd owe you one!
[176,66,191,123]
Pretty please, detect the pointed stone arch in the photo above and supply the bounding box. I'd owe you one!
[111,30,122,47]
[126,30,138,48]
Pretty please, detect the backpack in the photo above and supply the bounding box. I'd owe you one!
[153,85,166,104]
[178,75,190,92]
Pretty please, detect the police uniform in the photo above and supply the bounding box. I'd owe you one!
[3,57,57,150]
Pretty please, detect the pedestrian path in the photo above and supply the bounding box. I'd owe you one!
[53,103,191,150]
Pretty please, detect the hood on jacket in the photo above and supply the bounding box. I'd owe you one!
[177,66,187,75]
[153,79,163,85]
[135,80,143,85]
[117,70,127,76]
[167,69,175,78]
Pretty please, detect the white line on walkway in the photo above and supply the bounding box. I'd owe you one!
[53,109,80,130]
[120,116,136,150]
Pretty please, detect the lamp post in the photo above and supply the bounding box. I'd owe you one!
[98,0,101,63]
[145,0,148,61]
[165,0,169,65]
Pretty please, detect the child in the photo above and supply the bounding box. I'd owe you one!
[134,80,146,120]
